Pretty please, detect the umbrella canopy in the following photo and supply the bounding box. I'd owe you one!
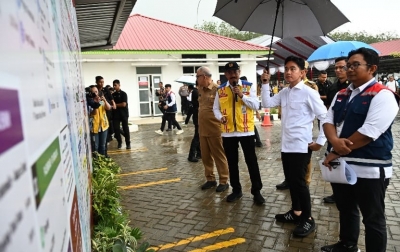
[175,75,196,85]
[213,0,349,39]
[307,41,380,62]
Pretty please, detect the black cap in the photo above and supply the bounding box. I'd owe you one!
[225,61,240,71]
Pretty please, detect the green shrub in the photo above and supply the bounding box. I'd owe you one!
[92,154,154,252]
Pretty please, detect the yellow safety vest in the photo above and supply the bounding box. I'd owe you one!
[217,82,254,133]
[90,104,109,133]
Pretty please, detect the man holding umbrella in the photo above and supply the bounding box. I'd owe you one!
[261,56,327,237]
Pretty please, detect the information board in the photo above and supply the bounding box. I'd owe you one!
[0,0,91,251]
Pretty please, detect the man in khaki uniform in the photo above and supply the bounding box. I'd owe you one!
[196,66,230,192]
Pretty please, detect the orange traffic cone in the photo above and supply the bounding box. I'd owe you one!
[261,108,273,127]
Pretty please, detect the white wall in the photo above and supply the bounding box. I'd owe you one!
[81,53,259,118]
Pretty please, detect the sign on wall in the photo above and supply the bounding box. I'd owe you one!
[0,0,91,251]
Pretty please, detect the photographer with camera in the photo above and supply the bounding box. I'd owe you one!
[89,85,112,156]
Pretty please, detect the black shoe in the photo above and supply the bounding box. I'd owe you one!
[105,154,110,158]
[117,143,122,149]
[321,241,360,252]
[275,210,301,223]
[216,183,229,192]
[276,180,289,190]
[166,128,172,131]
[188,157,198,162]
[323,194,335,203]
[201,181,217,190]
[255,142,263,147]
[253,193,265,205]
[195,154,202,159]
[293,217,316,237]
[226,192,243,202]
[126,145,131,150]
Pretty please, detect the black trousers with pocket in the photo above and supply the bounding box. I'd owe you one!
[332,167,388,252]
[222,136,262,195]
[281,149,312,219]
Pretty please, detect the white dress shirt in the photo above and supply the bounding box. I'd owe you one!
[386,80,397,93]
[166,91,176,107]
[213,79,259,137]
[324,78,398,179]
[187,92,192,102]
[261,80,327,153]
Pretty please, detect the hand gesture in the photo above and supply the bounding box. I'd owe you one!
[308,142,322,151]
[221,115,227,124]
[322,152,341,171]
[261,69,270,84]
[331,138,353,155]
[232,85,243,98]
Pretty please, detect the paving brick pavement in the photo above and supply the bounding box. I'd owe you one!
[109,116,400,252]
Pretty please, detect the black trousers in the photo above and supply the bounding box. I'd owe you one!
[281,150,312,219]
[161,113,181,131]
[181,96,188,115]
[188,109,200,158]
[222,136,262,195]
[113,117,130,145]
[332,168,388,252]
[185,105,194,124]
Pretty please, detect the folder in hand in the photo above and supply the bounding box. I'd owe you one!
[318,158,357,185]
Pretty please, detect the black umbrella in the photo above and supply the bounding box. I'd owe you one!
[214,0,349,70]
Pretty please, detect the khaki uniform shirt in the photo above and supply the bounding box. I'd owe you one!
[198,82,221,137]
[303,78,318,91]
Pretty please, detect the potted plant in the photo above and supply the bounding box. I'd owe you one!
[270,107,279,121]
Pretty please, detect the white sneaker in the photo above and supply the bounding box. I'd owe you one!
[176,129,184,135]
[181,123,187,127]
[155,130,163,135]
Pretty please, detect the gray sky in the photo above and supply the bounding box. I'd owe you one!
[132,0,400,36]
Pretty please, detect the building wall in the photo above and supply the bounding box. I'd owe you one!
[82,53,259,119]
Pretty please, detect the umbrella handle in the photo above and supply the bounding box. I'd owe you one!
[266,0,282,72]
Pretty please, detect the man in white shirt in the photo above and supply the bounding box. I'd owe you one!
[385,75,397,93]
[261,56,327,237]
[321,48,398,252]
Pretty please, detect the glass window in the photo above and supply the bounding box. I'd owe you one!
[136,67,161,74]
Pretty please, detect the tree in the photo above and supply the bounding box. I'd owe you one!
[194,21,262,41]
[328,30,400,44]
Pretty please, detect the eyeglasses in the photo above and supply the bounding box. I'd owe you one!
[334,66,347,71]
[346,62,371,70]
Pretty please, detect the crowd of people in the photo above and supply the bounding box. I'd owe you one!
[86,76,131,158]
[87,47,398,252]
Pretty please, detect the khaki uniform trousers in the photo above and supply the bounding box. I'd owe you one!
[199,136,229,184]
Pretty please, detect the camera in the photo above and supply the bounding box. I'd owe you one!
[85,87,100,109]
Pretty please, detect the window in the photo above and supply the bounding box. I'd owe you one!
[181,54,207,63]
[182,66,201,74]
[136,67,161,74]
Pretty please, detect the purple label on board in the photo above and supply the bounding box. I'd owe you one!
[0,88,24,155]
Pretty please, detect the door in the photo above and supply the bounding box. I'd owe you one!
[152,75,163,116]
[137,75,152,116]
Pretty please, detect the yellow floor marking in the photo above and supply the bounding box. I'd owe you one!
[119,178,181,190]
[149,228,235,251]
[188,238,246,252]
[117,168,167,177]
[108,147,148,154]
